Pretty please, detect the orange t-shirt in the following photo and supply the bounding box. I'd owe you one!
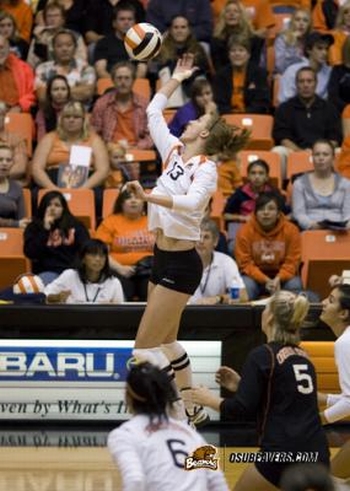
[95,214,155,265]
[46,132,96,169]
[231,71,246,113]
[328,30,348,66]
[113,107,136,146]
[217,159,243,197]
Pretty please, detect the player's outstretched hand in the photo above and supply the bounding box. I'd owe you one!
[215,366,241,393]
[172,53,198,83]
[182,386,221,411]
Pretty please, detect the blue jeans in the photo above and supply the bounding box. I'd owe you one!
[242,275,304,301]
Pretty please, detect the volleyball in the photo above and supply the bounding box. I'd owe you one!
[13,273,45,294]
[124,22,162,61]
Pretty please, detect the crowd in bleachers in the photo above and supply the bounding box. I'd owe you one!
[1,0,350,304]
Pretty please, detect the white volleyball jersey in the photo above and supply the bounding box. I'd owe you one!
[146,94,217,241]
[108,414,229,491]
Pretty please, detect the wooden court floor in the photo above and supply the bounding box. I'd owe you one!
[0,445,342,491]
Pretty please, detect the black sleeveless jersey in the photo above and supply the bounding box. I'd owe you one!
[221,342,329,460]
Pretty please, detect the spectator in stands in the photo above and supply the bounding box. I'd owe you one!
[35,74,70,141]
[337,104,350,179]
[94,3,146,79]
[0,144,29,228]
[0,10,28,59]
[32,100,109,190]
[168,78,216,137]
[95,188,154,301]
[34,29,96,106]
[0,0,33,43]
[213,34,270,115]
[0,100,28,185]
[27,1,87,68]
[292,139,350,230]
[0,35,36,113]
[188,218,248,305]
[274,8,312,75]
[35,0,87,36]
[145,0,213,43]
[273,66,342,178]
[90,61,152,149]
[235,191,303,300]
[328,1,350,66]
[84,0,145,47]
[210,0,265,74]
[24,189,90,284]
[153,15,211,106]
[328,37,350,114]
[280,463,335,491]
[45,238,125,303]
[312,0,339,33]
[278,31,334,104]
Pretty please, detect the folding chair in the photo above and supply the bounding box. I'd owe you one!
[38,188,96,231]
[301,230,350,299]
[22,188,32,217]
[133,78,151,101]
[0,228,30,289]
[222,114,274,150]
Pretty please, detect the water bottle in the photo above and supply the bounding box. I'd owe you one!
[229,279,240,300]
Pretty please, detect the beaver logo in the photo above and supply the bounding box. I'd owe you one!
[184,445,219,471]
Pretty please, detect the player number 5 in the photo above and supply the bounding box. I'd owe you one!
[293,364,314,394]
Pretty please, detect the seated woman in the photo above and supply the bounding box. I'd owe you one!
[45,238,124,304]
[292,139,350,230]
[95,189,154,301]
[24,190,90,285]
[35,74,71,141]
[274,8,312,75]
[211,0,265,73]
[0,144,29,228]
[0,10,28,59]
[213,34,271,115]
[235,191,303,300]
[31,100,109,192]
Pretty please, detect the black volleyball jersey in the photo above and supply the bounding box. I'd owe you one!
[220,342,329,456]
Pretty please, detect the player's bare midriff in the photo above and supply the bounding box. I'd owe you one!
[155,228,196,251]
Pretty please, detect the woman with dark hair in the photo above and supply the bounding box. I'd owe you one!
[108,361,229,491]
[45,238,124,303]
[95,188,154,301]
[185,290,330,491]
[35,74,71,141]
[24,190,89,284]
[168,78,216,137]
[235,191,303,300]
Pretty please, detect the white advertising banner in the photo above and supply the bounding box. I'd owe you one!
[0,340,221,421]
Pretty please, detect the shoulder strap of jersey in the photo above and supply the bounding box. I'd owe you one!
[258,343,275,446]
